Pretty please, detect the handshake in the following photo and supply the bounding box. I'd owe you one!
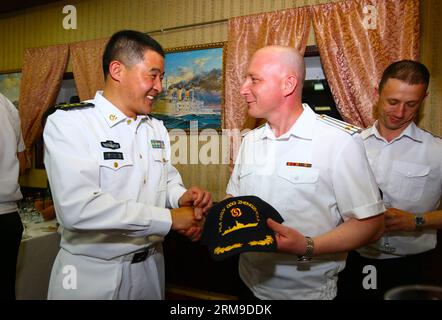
[170,186,212,242]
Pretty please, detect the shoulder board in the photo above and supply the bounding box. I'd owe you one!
[42,102,94,127]
[54,102,95,111]
[242,123,265,137]
[316,114,362,135]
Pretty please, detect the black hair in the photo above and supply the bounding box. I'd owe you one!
[102,30,165,78]
[379,60,430,92]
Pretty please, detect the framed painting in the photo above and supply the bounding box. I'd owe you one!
[0,70,22,108]
[152,42,225,131]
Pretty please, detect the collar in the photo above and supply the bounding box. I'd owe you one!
[362,120,423,143]
[259,103,315,141]
[94,91,151,128]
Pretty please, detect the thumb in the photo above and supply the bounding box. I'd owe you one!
[267,218,286,235]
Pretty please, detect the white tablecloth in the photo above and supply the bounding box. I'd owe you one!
[16,219,60,300]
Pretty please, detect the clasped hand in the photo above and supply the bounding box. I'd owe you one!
[172,186,212,241]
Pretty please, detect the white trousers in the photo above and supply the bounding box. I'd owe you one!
[47,245,165,300]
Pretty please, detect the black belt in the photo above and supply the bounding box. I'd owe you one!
[131,245,157,264]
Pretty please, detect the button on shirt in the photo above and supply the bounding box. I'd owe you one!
[358,121,442,259]
[43,91,187,259]
[226,104,384,300]
[0,93,24,215]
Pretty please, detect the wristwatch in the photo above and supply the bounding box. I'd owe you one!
[297,236,314,262]
[415,213,426,229]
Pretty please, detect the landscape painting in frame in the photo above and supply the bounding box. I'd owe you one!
[152,43,224,130]
[0,71,22,108]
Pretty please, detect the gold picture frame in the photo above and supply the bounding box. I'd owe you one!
[152,42,225,132]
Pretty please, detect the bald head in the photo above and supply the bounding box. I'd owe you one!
[251,45,306,95]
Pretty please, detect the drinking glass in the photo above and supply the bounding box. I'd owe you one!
[379,201,396,253]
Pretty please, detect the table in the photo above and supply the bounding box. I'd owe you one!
[16,219,60,300]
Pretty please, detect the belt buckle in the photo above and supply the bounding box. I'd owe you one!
[131,248,149,264]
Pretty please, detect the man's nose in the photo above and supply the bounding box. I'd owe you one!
[240,79,250,96]
[154,77,163,93]
[394,104,406,118]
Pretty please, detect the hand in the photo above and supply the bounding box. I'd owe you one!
[385,207,416,232]
[266,218,307,255]
[178,186,213,219]
[177,222,205,242]
[170,207,202,231]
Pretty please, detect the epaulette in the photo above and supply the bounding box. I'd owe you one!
[317,114,361,135]
[54,102,95,111]
[42,102,94,127]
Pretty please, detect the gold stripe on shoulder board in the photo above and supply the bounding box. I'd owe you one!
[317,114,361,135]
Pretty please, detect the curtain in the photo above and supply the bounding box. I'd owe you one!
[225,6,312,133]
[19,44,69,168]
[70,38,108,101]
[312,0,420,128]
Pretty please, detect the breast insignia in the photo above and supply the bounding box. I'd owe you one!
[317,114,361,135]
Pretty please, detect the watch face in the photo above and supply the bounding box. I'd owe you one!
[415,216,425,227]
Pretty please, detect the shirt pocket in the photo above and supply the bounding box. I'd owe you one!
[238,166,254,195]
[97,150,134,194]
[389,161,430,202]
[276,167,320,212]
[151,149,168,191]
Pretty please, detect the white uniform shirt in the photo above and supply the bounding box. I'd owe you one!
[0,93,23,214]
[226,104,384,300]
[44,91,187,259]
[358,122,442,259]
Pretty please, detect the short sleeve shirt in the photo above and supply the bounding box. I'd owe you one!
[226,104,384,299]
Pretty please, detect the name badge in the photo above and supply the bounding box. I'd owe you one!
[104,152,124,160]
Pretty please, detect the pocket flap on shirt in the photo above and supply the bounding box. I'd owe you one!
[152,149,168,163]
[239,167,253,179]
[277,167,320,184]
[98,152,133,171]
[392,161,430,178]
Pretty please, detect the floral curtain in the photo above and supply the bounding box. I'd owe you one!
[225,6,312,133]
[70,38,108,101]
[312,0,420,127]
[19,44,69,168]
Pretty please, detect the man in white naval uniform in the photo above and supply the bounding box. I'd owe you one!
[44,30,212,300]
[0,93,25,300]
[226,45,385,300]
[338,60,442,300]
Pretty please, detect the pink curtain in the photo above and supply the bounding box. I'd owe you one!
[19,45,69,167]
[312,0,420,127]
[225,6,312,133]
[70,38,109,101]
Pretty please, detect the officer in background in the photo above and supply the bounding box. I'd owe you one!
[0,93,25,300]
[337,60,442,300]
[44,30,212,300]
[226,45,385,300]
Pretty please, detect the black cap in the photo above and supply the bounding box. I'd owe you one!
[201,196,284,261]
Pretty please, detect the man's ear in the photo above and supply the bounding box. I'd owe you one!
[108,60,124,82]
[283,75,297,97]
